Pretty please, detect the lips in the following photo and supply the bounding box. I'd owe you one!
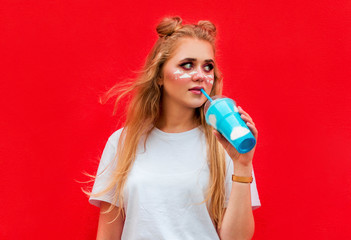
[189,86,204,91]
[189,86,204,95]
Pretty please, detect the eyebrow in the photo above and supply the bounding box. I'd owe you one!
[180,58,215,64]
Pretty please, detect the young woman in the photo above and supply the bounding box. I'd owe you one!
[85,16,261,240]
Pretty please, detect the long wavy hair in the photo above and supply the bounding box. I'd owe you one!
[83,16,227,229]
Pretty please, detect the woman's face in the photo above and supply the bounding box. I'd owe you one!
[161,37,215,110]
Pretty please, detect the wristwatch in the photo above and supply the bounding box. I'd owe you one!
[232,175,253,183]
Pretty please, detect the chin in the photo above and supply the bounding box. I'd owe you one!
[187,100,207,109]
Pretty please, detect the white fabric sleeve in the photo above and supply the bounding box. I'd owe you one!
[224,154,261,210]
[89,130,122,208]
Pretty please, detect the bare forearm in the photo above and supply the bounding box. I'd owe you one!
[219,164,255,240]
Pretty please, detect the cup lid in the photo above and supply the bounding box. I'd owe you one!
[203,95,236,114]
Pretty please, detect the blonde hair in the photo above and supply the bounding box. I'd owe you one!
[83,16,227,229]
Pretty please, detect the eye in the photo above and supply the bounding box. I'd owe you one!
[180,62,193,70]
[203,64,214,72]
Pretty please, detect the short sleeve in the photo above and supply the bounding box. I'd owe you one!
[224,153,261,210]
[88,129,123,208]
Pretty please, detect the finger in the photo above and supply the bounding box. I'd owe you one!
[240,114,255,126]
[213,129,231,149]
[238,106,252,120]
[213,129,227,144]
[238,106,253,122]
[246,122,258,139]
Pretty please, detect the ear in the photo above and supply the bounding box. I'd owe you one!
[157,75,163,86]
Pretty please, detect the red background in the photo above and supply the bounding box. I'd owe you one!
[1,0,350,239]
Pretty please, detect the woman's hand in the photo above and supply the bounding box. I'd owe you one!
[213,106,258,167]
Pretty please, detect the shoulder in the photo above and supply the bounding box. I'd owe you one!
[106,127,125,147]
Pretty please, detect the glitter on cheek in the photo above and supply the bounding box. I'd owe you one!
[179,73,191,79]
[172,69,183,80]
[204,74,214,85]
[189,71,198,75]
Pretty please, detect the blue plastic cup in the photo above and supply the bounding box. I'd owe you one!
[204,96,256,153]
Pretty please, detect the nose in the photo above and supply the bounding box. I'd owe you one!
[192,67,206,82]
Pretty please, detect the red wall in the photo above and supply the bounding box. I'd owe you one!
[1,0,350,239]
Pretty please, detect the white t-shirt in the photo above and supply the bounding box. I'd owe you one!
[89,126,261,239]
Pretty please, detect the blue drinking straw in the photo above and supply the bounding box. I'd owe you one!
[200,89,213,102]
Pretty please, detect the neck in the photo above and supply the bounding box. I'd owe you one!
[156,98,198,133]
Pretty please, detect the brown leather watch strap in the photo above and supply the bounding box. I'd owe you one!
[232,175,253,183]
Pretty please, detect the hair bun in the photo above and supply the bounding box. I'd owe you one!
[197,20,217,37]
[156,16,183,38]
